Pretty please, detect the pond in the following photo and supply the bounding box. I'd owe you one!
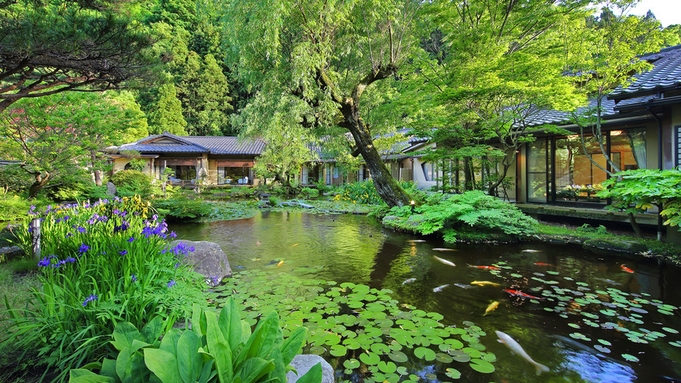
[171,211,681,383]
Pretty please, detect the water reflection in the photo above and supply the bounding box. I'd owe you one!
[171,211,681,383]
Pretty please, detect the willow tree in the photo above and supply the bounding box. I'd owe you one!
[222,0,420,207]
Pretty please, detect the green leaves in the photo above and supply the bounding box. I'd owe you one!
[69,300,316,383]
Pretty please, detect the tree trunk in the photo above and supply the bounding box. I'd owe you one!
[28,172,51,198]
[628,213,643,239]
[91,150,103,186]
[343,105,410,207]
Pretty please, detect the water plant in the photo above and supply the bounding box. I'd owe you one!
[70,300,322,383]
[212,270,497,383]
[0,197,206,381]
[383,190,538,243]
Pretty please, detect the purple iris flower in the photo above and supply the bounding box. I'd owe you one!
[167,280,176,288]
[119,250,128,256]
[79,243,90,254]
[82,294,98,307]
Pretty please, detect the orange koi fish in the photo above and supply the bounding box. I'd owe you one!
[468,264,500,271]
[620,264,634,273]
[534,262,553,267]
[503,289,542,300]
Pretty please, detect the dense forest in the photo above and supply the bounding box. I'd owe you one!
[1,0,680,203]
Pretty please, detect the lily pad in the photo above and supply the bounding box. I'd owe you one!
[359,352,381,365]
[469,359,495,374]
[662,327,679,334]
[621,354,640,363]
[386,350,407,363]
[414,346,436,361]
[377,361,397,374]
[343,358,360,370]
[445,368,461,379]
[329,344,347,357]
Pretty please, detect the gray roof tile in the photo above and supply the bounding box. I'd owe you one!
[609,45,681,99]
[118,134,265,155]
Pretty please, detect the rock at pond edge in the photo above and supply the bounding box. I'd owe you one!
[169,240,232,286]
[287,354,334,383]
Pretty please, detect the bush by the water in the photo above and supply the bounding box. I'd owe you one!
[153,196,214,221]
[110,169,153,197]
[0,196,206,382]
[384,190,537,242]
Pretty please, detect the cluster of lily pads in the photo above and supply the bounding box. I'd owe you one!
[211,270,496,383]
[486,260,681,364]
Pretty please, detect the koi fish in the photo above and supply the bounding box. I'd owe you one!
[534,262,553,267]
[453,283,474,289]
[290,243,299,248]
[504,289,542,300]
[402,278,417,285]
[471,281,501,287]
[433,284,449,292]
[484,301,499,316]
[277,260,285,267]
[522,249,541,253]
[433,255,456,267]
[432,248,457,252]
[495,331,550,375]
[468,264,500,271]
[621,264,634,273]
[408,239,427,243]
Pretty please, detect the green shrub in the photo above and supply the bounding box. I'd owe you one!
[110,170,153,197]
[70,299,322,383]
[333,180,384,205]
[1,196,206,381]
[0,164,33,194]
[384,190,537,242]
[0,194,31,222]
[153,196,214,221]
[300,187,319,199]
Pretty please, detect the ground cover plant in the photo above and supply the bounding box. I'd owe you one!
[0,196,206,382]
[213,270,497,383]
[382,191,538,243]
[70,299,322,383]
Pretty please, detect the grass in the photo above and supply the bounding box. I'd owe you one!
[0,260,39,328]
[537,222,681,264]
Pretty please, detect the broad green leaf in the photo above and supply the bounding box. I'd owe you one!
[144,348,181,383]
[140,316,164,345]
[219,298,245,350]
[116,347,147,383]
[111,322,141,351]
[280,326,307,365]
[69,369,116,383]
[295,363,322,383]
[177,331,202,383]
[237,357,275,383]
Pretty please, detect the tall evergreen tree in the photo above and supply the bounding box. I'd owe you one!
[150,82,187,135]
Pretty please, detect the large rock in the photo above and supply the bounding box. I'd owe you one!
[106,181,117,196]
[0,245,24,261]
[169,240,231,286]
[287,354,334,383]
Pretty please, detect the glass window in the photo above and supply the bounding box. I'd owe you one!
[422,162,434,181]
[527,139,548,203]
[554,135,609,203]
[619,128,647,170]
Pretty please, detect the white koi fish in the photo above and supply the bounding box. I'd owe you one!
[433,284,449,292]
[402,278,417,285]
[495,331,550,375]
[433,255,456,267]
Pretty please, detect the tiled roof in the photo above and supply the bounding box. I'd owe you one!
[117,134,265,156]
[525,45,680,127]
[609,45,681,100]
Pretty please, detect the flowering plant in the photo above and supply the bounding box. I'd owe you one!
[2,196,206,381]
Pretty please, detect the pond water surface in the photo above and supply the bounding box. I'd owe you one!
[171,211,681,383]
